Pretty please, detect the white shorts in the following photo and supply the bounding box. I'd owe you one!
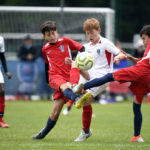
[0,70,4,83]
[79,75,108,98]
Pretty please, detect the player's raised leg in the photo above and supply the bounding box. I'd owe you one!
[62,62,92,109]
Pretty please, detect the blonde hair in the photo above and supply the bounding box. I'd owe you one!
[83,18,100,31]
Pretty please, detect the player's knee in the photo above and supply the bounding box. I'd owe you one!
[60,82,71,92]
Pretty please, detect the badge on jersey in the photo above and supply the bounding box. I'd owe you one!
[60,45,64,52]
[97,49,100,55]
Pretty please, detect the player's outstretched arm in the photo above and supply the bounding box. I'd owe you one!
[127,54,139,64]
[118,49,138,64]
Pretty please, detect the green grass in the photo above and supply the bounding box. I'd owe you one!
[0,100,150,150]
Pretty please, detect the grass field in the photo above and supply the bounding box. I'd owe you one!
[0,100,150,150]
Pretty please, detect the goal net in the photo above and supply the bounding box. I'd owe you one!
[0,6,115,59]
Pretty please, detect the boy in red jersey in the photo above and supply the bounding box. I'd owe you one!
[32,21,91,139]
[76,25,150,142]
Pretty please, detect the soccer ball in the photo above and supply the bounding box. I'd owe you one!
[75,52,94,70]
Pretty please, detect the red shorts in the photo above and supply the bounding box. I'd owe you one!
[49,74,70,103]
[49,68,80,103]
[113,62,150,103]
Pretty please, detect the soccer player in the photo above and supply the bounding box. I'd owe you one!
[63,18,127,141]
[76,25,150,142]
[0,35,12,128]
[32,21,91,139]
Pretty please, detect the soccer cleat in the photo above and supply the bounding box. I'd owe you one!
[0,120,9,128]
[72,83,84,96]
[75,92,92,109]
[63,107,69,115]
[130,135,144,142]
[74,129,92,142]
[32,129,45,139]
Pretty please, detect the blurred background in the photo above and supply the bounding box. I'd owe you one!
[0,0,150,101]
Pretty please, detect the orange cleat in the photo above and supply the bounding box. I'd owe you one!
[130,135,144,142]
[0,120,9,128]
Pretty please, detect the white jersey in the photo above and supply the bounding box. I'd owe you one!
[84,36,120,79]
[79,36,120,97]
[0,36,5,53]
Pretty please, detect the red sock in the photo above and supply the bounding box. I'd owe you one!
[68,100,74,108]
[0,96,5,118]
[70,68,80,85]
[82,105,92,130]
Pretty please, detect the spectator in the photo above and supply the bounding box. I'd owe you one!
[133,39,145,58]
[18,35,37,61]
[16,35,38,100]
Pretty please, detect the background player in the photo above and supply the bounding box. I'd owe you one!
[32,21,91,139]
[0,35,12,128]
[76,25,150,142]
[64,18,127,141]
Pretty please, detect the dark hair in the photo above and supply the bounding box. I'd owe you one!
[40,21,56,34]
[24,35,31,41]
[140,25,150,37]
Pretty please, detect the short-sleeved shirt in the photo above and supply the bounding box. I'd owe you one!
[42,37,82,79]
[42,37,82,101]
[84,36,120,79]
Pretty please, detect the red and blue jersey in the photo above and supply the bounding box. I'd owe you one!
[42,37,82,78]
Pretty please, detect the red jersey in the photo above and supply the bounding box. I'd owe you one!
[137,41,150,65]
[113,42,150,103]
[42,37,82,78]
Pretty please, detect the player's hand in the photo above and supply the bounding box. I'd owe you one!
[27,54,33,60]
[113,57,120,64]
[114,51,127,64]
[65,57,72,65]
[6,72,12,79]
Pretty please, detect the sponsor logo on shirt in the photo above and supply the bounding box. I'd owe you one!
[60,45,64,52]
[97,49,100,55]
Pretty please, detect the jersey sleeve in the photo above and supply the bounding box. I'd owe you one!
[63,37,83,51]
[104,40,120,55]
[0,36,5,53]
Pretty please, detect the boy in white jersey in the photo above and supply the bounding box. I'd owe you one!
[75,25,150,143]
[63,18,127,141]
[0,36,12,128]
